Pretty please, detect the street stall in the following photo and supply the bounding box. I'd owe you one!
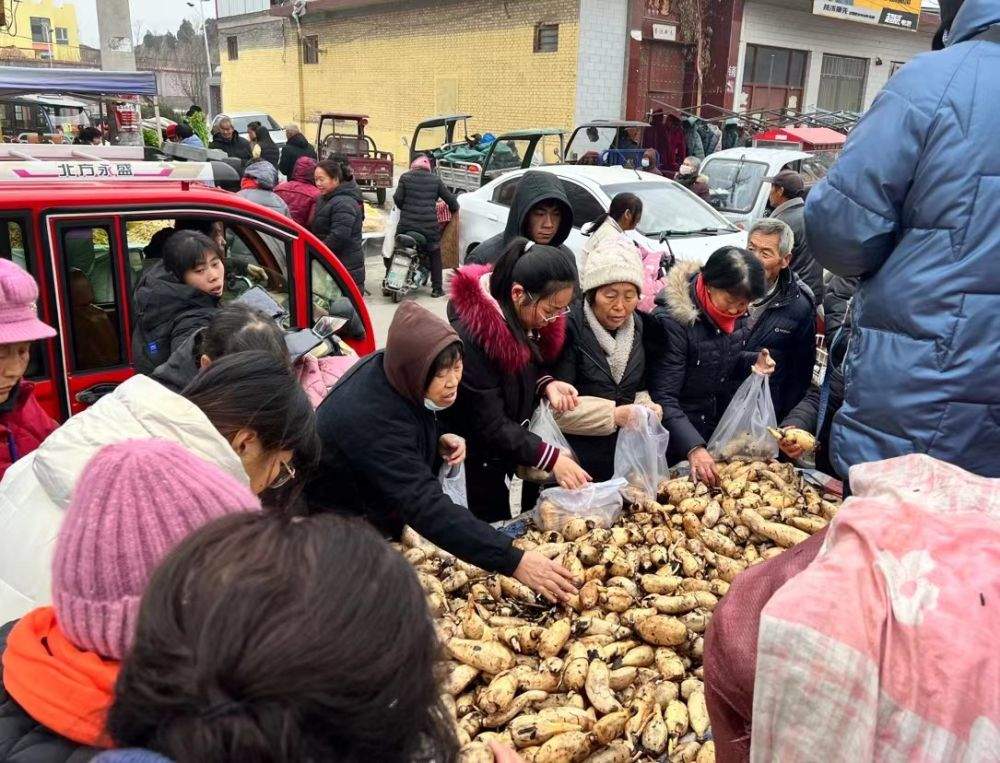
[0,67,160,147]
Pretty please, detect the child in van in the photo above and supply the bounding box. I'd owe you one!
[132,230,225,373]
[0,258,58,478]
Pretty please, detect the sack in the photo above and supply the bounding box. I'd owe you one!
[535,478,627,532]
[381,207,400,259]
[706,372,778,461]
[439,462,468,508]
[613,406,670,496]
[518,402,574,483]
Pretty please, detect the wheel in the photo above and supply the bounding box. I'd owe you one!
[392,289,404,304]
[376,188,387,206]
[382,287,392,297]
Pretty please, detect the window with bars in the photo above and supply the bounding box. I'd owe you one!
[227,36,239,61]
[742,45,808,88]
[817,54,869,112]
[54,27,69,45]
[303,35,319,64]
[534,23,559,53]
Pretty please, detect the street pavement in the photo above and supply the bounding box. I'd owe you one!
[362,252,450,347]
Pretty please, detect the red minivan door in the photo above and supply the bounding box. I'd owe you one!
[43,212,136,416]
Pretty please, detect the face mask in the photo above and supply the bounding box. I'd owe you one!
[424,397,450,412]
[640,158,651,168]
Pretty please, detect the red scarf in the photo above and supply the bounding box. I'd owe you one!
[695,273,739,334]
[240,177,259,191]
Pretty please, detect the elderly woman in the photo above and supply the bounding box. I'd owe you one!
[648,247,775,485]
[551,237,660,481]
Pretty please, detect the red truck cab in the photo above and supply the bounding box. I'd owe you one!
[0,149,374,422]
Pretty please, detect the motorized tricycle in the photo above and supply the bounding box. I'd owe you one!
[316,113,393,205]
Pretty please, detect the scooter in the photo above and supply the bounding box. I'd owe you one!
[382,231,431,303]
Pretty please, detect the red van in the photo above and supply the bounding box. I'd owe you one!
[0,149,374,421]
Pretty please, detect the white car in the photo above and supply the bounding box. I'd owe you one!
[458,165,746,267]
[226,112,287,147]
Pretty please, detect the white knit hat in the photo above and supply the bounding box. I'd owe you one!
[581,236,644,293]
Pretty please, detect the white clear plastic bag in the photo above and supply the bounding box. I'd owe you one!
[381,207,401,259]
[519,402,575,482]
[534,478,627,532]
[706,372,779,460]
[439,462,468,508]
[614,406,670,496]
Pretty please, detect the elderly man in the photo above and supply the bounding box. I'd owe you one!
[764,169,823,303]
[209,115,252,168]
[744,218,816,420]
[279,123,317,178]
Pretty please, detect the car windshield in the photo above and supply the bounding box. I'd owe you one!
[602,181,737,237]
[231,114,280,133]
[701,159,769,214]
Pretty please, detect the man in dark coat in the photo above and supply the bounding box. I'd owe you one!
[305,302,575,602]
[765,170,824,304]
[312,175,365,294]
[393,156,460,297]
[278,124,317,178]
[744,217,817,421]
[208,116,252,170]
[464,170,574,266]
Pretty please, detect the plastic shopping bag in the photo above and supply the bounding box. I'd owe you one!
[439,462,468,508]
[381,207,401,259]
[534,478,627,532]
[518,402,575,483]
[706,372,778,461]
[613,406,670,497]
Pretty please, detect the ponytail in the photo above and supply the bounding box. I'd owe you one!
[586,192,643,235]
[490,237,577,350]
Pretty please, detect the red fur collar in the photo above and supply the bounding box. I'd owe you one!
[449,264,566,375]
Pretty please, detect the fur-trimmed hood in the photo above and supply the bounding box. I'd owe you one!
[448,264,566,375]
[655,260,702,327]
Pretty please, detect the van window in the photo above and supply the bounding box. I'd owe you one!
[1,217,46,378]
[61,225,125,370]
[309,254,346,323]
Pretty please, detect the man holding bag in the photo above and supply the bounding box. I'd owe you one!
[306,302,577,603]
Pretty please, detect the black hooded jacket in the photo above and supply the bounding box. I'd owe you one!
[313,179,365,292]
[131,267,219,374]
[393,169,459,246]
[209,130,252,168]
[305,302,522,575]
[465,171,574,265]
[278,132,317,178]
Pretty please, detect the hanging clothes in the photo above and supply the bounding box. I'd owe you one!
[642,109,671,172]
[706,123,722,155]
[696,120,716,156]
[721,119,742,150]
[663,115,687,174]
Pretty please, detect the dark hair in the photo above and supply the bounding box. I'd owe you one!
[424,341,463,390]
[177,123,194,140]
[586,192,643,234]
[702,246,767,302]
[107,512,457,763]
[181,351,319,474]
[162,230,223,282]
[248,121,274,146]
[76,126,102,144]
[490,237,578,351]
[201,303,290,365]
[316,156,352,184]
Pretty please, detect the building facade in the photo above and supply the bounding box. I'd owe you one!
[0,0,84,64]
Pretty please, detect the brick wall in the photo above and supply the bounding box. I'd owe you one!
[220,0,582,165]
[737,0,935,111]
[574,0,628,127]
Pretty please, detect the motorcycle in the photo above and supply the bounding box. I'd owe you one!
[382,231,431,303]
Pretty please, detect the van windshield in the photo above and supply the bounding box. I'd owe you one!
[701,159,769,214]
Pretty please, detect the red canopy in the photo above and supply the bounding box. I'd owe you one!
[753,126,846,151]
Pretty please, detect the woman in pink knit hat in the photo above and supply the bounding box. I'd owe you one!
[0,438,261,759]
[0,258,58,479]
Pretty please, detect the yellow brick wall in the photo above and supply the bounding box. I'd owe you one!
[220,0,580,166]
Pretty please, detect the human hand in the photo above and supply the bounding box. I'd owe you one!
[614,405,638,429]
[688,446,719,486]
[546,381,579,413]
[642,401,663,420]
[778,431,806,460]
[438,434,466,466]
[247,264,268,283]
[489,740,529,763]
[513,550,577,603]
[551,453,591,490]
[753,348,776,376]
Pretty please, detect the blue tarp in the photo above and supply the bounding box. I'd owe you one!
[0,67,158,98]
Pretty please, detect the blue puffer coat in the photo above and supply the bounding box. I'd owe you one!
[805,0,1000,479]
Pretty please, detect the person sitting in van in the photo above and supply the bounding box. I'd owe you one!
[131,230,224,373]
[0,259,58,479]
[68,269,119,370]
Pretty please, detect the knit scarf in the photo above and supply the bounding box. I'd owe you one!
[583,300,634,384]
[695,273,739,334]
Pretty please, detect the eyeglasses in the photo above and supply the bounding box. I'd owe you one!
[270,460,296,490]
[525,292,571,323]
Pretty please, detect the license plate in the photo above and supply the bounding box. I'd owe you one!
[386,255,411,289]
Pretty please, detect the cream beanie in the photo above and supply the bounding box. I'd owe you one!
[580,236,644,293]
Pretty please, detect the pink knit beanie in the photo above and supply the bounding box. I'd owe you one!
[52,439,261,660]
[0,257,56,344]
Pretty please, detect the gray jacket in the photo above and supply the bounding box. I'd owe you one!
[768,196,824,304]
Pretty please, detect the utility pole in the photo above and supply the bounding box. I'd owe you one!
[187,0,213,112]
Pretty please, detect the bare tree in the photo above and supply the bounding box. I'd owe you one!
[674,0,712,111]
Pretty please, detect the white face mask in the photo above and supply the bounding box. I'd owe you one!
[640,158,651,168]
[424,397,451,412]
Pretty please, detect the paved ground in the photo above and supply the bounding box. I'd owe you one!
[362,251,450,347]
